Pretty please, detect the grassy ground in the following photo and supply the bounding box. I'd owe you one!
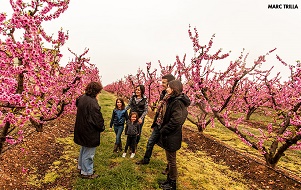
[66,91,251,190]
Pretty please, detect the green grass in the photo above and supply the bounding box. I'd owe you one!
[69,91,251,190]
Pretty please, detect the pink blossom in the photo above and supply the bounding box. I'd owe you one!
[22,167,28,174]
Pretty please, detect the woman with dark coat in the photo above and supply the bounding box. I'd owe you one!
[74,81,105,179]
[158,80,191,190]
[126,84,148,145]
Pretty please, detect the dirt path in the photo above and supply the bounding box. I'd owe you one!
[0,115,76,190]
[182,126,301,190]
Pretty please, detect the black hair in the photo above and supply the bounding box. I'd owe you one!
[168,80,183,96]
[115,97,125,109]
[129,112,139,122]
[162,74,175,82]
[136,85,145,96]
[85,82,103,97]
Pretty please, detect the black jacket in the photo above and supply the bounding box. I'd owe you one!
[124,120,140,136]
[159,93,191,152]
[74,94,105,147]
[127,95,148,119]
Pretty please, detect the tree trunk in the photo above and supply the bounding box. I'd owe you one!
[265,134,301,168]
[197,124,203,132]
[16,72,24,94]
[264,153,278,168]
[186,117,203,132]
[29,117,43,132]
[245,107,256,120]
[0,122,10,154]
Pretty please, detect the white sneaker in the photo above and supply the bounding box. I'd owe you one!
[122,153,126,157]
[130,153,135,158]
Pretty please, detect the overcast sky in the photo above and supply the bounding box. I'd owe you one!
[1,0,301,85]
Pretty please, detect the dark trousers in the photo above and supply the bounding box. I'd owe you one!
[124,135,137,153]
[136,118,145,144]
[143,125,161,162]
[165,150,177,180]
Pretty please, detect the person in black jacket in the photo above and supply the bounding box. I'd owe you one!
[136,74,175,165]
[158,80,191,190]
[122,112,140,158]
[125,85,148,145]
[74,81,105,179]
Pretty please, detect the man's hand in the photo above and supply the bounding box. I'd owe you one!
[138,118,142,124]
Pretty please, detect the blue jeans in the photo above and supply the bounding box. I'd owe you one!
[114,125,124,144]
[143,125,161,162]
[77,146,96,175]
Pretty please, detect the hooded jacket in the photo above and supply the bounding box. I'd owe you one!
[74,94,105,147]
[159,93,191,152]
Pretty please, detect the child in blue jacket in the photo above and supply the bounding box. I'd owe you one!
[110,98,128,153]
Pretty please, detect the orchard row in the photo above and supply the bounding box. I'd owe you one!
[104,27,301,167]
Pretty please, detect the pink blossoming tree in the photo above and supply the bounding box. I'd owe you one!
[0,0,101,154]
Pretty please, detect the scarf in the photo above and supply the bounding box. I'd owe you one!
[155,94,171,126]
